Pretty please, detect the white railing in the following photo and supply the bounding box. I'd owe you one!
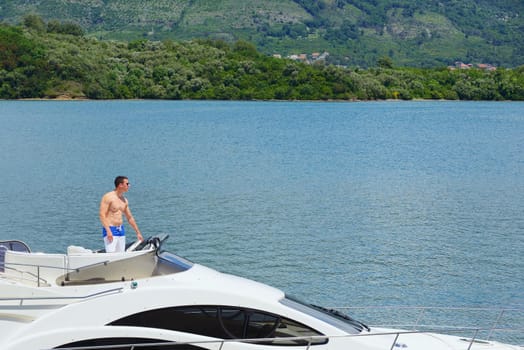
[0,287,123,306]
[0,259,112,287]
[37,306,523,350]
[42,327,524,350]
[332,305,524,346]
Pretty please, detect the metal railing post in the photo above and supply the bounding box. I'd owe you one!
[488,309,505,340]
[414,307,426,329]
[467,329,479,350]
[389,332,400,350]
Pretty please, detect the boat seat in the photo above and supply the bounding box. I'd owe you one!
[3,250,68,286]
[67,245,93,255]
[58,250,159,286]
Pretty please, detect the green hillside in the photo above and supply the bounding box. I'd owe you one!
[2,21,523,101]
[1,0,523,67]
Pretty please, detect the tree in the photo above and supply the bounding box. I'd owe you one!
[377,56,394,69]
[232,40,259,58]
[22,14,46,32]
[47,20,85,36]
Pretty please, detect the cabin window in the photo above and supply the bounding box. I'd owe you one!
[54,337,205,349]
[110,306,327,346]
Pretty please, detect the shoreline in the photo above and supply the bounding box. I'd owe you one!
[8,97,521,103]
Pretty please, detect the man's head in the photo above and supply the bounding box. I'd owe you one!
[114,176,129,190]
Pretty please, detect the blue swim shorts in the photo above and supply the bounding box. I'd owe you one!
[102,225,125,237]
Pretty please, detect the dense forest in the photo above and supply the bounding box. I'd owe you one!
[1,0,523,68]
[1,19,523,101]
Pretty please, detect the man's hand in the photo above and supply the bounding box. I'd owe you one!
[137,232,144,242]
[107,232,113,243]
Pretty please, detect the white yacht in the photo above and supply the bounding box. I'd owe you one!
[0,236,522,350]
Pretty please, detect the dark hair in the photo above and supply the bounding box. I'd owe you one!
[114,176,128,188]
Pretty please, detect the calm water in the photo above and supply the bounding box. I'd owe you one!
[1,100,523,340]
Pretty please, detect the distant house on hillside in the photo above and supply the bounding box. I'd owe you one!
[285,51,330,64]
[315,52,329,62]
[452,61,473,69]
[476,63,497,71]
[448,61,497,70]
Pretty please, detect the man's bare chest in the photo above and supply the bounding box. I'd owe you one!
[109,196,127,212]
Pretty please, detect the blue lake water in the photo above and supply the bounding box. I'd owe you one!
[0,100,523,341]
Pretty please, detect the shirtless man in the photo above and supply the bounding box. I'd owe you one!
[99,176,143,252]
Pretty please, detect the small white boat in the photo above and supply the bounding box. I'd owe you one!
[1,236,522,350]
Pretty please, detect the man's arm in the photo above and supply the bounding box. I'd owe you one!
[99,195,114,242]
[124,204,143,241]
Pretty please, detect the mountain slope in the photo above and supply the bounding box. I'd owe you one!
[0,0,523,67]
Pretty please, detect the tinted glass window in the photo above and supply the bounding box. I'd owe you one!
[111,306,228,338]
[110,306,326,346]
[245,311,279,339]
[54,337,204,349]
[273,317,327,345]
[220,307,246,338]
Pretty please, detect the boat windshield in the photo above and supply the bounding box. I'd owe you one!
[0,240,31,273]
[280,296,369,334]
